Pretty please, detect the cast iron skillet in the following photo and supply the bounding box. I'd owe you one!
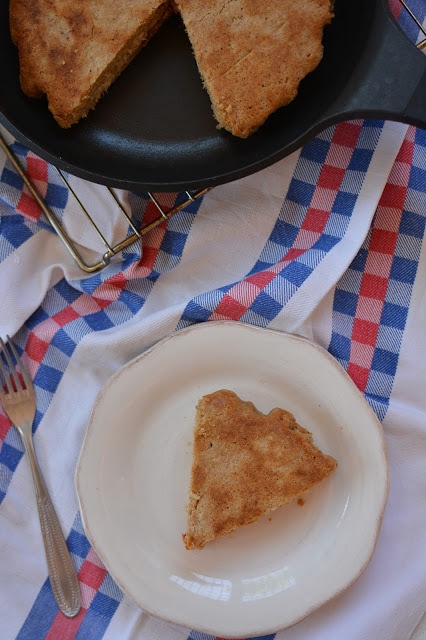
[0,0,425,192]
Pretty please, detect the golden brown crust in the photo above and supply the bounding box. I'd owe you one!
[184,389,337,550]
[9,0,174,128]
[10,0,333,134]
[177,0,334,137]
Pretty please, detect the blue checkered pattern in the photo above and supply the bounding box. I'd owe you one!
[0,186,204,506]
[178,120,385,330]
[330,126,426,419]
[17,510,122,640]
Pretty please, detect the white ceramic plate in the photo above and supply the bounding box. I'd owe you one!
[76,321,389,638]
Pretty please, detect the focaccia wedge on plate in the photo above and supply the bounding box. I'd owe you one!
[183,389,337,550]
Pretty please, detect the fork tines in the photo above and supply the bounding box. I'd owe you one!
[0,336,31,395]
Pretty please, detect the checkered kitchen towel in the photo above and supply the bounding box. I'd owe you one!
[1,2,425,640]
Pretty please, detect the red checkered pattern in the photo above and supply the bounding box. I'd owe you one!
[43,549,107,640]
[346,127,415,392]
[45,609,86,640]
[187,120,365,325]
[15,153,49,221]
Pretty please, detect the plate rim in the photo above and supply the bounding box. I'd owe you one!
[76,321,390,637]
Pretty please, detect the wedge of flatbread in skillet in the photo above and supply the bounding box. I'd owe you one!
[176,0,334,137]
[9,0,173,128]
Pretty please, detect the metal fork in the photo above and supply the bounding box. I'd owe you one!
[0,336,81,618]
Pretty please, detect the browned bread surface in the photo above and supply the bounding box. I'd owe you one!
[9,0,174,128]
[183,389,337,550]
[10,0,333,134]
[176,0,334,137]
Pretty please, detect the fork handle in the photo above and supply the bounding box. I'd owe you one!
[20,425,81,617]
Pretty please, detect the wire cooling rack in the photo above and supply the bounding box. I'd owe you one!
[0,130,210,272]
[1,0,425,273]
[0,132,210,272]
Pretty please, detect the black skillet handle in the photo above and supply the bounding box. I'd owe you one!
[322,0,426,130]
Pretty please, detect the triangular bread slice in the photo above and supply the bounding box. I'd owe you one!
[9,0,174,128]
[176,0,334,137]
[183,389,337,550]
